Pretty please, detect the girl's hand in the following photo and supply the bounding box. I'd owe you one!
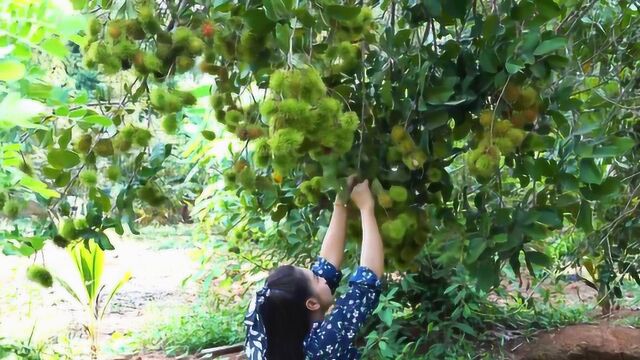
[335,174,360,206]
[350,180,374,211]
[346,174,359,193]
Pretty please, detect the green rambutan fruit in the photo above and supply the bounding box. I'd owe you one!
[26,265,53,288]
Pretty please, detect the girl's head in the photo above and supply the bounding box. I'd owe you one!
[259,265,333,359]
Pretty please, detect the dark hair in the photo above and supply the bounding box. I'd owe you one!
[260,265,314,360]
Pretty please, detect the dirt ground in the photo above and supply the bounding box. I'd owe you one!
[510,320,640,360]
[0,231,201,358]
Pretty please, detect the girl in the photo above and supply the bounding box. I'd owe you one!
[244,179,384,359]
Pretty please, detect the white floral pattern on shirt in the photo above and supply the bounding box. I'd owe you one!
[304,257,382,359]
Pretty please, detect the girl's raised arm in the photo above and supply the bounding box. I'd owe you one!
[351,180,383,278]
[318,175,357,268]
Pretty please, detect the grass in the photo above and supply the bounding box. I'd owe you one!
[0,335,79,360]
[103,226,249,357]
[117,296,246,356]
[128,224,199,250]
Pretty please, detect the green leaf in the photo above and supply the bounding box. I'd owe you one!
[525,251,553,267]
[91,189,111,212]
[55,105,70,116]
[423,0,442,17]
[546,54,569,69]
[579,158,602,184]
[471,259,499,292]
[58,127,73,149]
[534,207,563,228]
[509,252,521,278]
[275,23,292,52]
[99,271,132,320]
[529,62,547,78]
[191,85,212,98]
[24,83,53,100]
[55,172,71,187]
[69,34,87,47]
[442,0,469,19]
[54,14,87,36]
[522,133,555,152]
[466,237,487,264]
[610,136,637,153]
[575,142,593,157]
[381,80,392,107]
[28,236,45,251]
[0,60,26,81]
[580,177,621,201]
[577,201,593,232]
[293,8,316,27]
[47,149,81,169]
[41,38,69,58]
[452,322,476,336]
[0,93,47,129]
[70,240,104,304]
[263,0,293,21]
[43,166,62,179]
[479,50,498,73]
[394,29,412,47]
[69,108,87,118]
[122,211,140,235]
[535,0,561,21]
[82,114,113,126]
[244,8,276,33]
[70,0,87,10]
[533,37,567,56]
[19,176,60,198]
[512,1,535,21]
[325,5,362,21]
[55,276,83,305]
[93,231,115,251]
[379,309,393,326]
[557,173,579,191]
[505,58,524,74]
[519,30,541,55]
[425,77,458,104]
[482,15,499,40]
[523,223,549,239]
[592,137,636,158]
[424,111,449,130]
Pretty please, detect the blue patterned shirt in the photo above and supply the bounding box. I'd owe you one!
[304,257,382,359]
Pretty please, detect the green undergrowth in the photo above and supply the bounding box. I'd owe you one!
[117,295,246,356]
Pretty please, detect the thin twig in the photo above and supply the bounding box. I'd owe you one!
[390,0,395,31]
[430,19,438,55]
[553,0,586,32]
[564,0,599,35]
[490,75,512,143]
[356,41,367,171]
[166,0,187,32]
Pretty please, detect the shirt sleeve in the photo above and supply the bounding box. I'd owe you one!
[311,256,343,295]
[304,266,382,359]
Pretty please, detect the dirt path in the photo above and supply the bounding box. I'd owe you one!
[510,320,640,359]
[0,232,200,357]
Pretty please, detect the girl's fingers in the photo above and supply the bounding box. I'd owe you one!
[346,174,359,192]
[351,180,371,196]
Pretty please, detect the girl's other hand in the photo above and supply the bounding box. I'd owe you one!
[350,180,374,211]
[335,174,360,206]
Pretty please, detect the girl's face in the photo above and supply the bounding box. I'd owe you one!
[300,267,334,312]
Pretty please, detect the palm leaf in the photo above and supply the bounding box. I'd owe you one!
[99,271,132,320]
